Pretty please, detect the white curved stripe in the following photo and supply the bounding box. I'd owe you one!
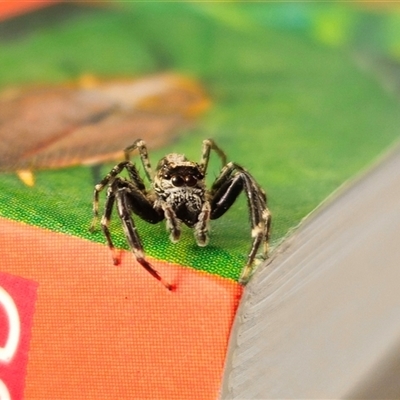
[0,379,11,400]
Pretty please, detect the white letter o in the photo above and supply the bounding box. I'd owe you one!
[0,287,20,363]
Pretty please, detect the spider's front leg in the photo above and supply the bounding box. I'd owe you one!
[90,161,172,290]
[113,181,172,290]
[199,138,227,174]
[124,139,154,182]
[89,160,144,232]
[99,185,119,265]
[210,162,271,285]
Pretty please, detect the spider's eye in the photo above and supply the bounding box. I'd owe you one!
[163,173,171,180]
[171,175,185,187]
[184,175,197,187]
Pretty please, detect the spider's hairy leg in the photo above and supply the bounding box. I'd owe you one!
[209,162,271,285]
[99,186,120,265]
[115,187,172,291]
[89,160,134,232]
[194,201,211,246]
[89,186,101,233]
[263,208,272,257]
[239,171,271,284]
[239,231,264,284]
[124,139,153,182]
[199,138,227,174]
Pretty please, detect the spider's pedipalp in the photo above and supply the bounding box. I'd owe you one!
[194,200,211,246]
[160,202,182,243]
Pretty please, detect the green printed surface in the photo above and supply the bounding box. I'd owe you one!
[1,3,400,280]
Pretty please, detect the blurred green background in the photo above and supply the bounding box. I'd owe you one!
[1,2,400,280]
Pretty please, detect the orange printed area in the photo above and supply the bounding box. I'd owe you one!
[0,1,60,21]
[0,217,242,399]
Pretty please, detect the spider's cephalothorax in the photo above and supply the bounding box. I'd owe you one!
[154,155,206,228]
[90,139,271,290]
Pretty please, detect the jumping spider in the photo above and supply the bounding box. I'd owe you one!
[90,139,271,290]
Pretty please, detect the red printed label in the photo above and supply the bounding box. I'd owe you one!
[0,273,38,400]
